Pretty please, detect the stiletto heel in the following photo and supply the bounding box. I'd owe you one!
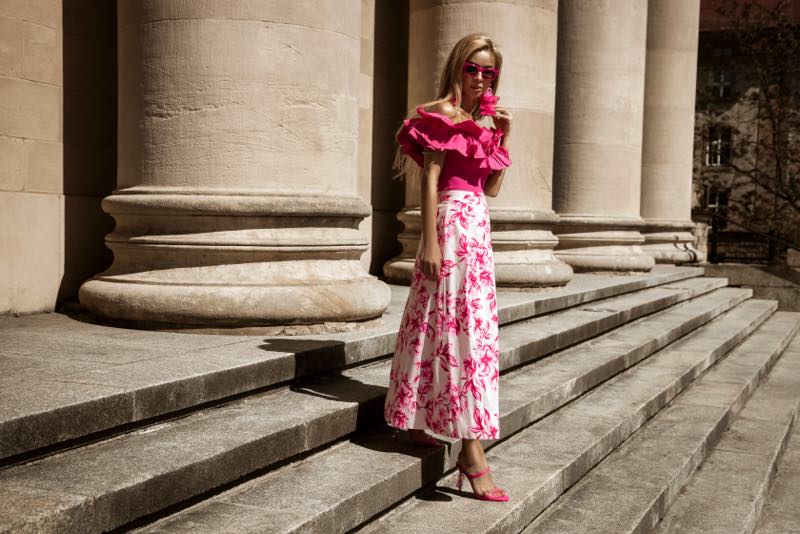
[455,461,509,502]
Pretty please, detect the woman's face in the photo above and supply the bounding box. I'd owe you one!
[461,49,495,99]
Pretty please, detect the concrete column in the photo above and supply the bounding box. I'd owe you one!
[384,0,573,288]
[640,0,705,264]
[79,1,390,333]
[552,0,655,272]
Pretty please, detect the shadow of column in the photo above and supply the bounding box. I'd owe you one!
[369,0,409,278]
[57,0,117,307]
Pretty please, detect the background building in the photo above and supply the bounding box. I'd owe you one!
[693,0,800,264]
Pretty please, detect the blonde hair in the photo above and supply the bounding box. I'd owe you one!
[391,33,504,185]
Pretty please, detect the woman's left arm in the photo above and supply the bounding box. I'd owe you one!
[483,106,512,198]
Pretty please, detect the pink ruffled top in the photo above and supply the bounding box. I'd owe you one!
[397,106,512,194]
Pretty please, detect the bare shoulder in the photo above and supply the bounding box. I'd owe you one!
[425,100,455,116]
[422,101,461,120]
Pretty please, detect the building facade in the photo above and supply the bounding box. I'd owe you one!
[692,0,800,263]
[1,0,704,329]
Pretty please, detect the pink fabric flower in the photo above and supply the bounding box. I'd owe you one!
[479,87,499,117]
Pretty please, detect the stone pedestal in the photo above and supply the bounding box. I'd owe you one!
[384,0,572,287]
[552,0,655,273]
[641,0,705,264]
[79,1,390,331]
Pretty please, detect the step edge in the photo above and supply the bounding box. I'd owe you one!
[354,307,786,534]
[133,298,776,534]
[520,317,800,534]
[0,275,727,463]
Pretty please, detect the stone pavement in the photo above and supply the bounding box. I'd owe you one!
[3,265,798,533]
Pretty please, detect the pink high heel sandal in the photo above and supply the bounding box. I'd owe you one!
[455,461,510,502]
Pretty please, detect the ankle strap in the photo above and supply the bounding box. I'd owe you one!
[459,463,492,480]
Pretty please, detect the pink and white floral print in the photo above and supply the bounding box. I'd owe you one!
[384,189,500,439]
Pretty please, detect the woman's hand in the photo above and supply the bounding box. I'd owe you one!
[420,241,442,281]
[492,106,513,136]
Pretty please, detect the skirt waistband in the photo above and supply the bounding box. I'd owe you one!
[437,189,485,203]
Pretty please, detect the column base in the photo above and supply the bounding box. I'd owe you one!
[79,188,391,332]
[553,215,656,273]
[383,207,573,287]
[490,208,573,287]
[641,220,706,264]
[382,208,422,284]
[79,278,389,335]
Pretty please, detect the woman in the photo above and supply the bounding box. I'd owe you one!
[383,33,513,502]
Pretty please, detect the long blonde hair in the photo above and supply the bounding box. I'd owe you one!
[391,33,504,185]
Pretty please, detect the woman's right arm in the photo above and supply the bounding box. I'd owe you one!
[419,150,447,281]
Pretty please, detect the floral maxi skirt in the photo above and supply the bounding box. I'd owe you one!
[384,189,500,439]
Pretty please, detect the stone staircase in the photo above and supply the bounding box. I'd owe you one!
[1,266,798,533]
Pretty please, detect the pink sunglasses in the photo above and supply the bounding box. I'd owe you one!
[463,60,499,80]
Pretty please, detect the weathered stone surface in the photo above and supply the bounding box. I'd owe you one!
[754,419,800,534]
[76,0,392,328]
[0,484,88,534]
[703,263,800,312]
[0,282,745,532]
[0,191,63,315]
[495,265,703,322]
[0,388,361,532]
[523,313,800,534]
[358,305,781,534]
[499,288,756,437]
[654,451,779,534]
[0,269,710,459]
[138,294,770,534]
[651,331,800,534]
[498,276,727,371]
[553,0,654,272]
[640,0,703,263]
[0,380,132,460]
[0,354,105,388]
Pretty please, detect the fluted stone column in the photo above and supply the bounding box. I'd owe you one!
[641,0,705,264]
[552,0,655,272]
[384,0,573,288]
[79,1,390,332]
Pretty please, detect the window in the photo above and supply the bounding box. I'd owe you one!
[707,68,734,99]
[706,185,730,230]
[706,186,729,210]
[704,126,732,167]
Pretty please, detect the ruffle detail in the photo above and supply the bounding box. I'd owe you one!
[397,106,512,171]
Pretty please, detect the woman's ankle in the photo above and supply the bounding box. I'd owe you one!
[458,441,487,468]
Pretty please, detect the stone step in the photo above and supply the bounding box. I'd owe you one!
[521,312,800,534]
[352,301,787,534]
[0,285,743,533]
[754,407,800,534]
[0,266,705,461]
[649,330,800,534]
[132,292,767,534]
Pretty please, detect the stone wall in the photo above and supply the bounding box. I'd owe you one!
[703,263,800,311]
[0,0,116,314]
